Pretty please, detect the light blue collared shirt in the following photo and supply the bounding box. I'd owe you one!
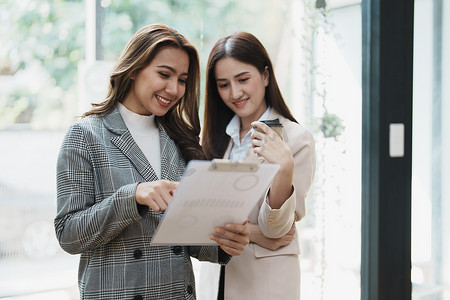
[226,107,271,161]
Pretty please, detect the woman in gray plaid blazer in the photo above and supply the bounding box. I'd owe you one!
[55,24,250,300]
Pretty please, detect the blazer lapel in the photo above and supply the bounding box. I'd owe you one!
[104,108,159,182]
[158,122,185,181]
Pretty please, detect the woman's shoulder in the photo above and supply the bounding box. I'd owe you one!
[267,109,314,147]
[67,115,104,132]
[269,110,312,138]
[62,115,109,143]
[282,117,309,134]
[284,120,314,145]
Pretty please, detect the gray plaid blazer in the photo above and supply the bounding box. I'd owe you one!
[55,108,228,300]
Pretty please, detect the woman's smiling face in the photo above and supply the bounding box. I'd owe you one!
[123,46,189,116]
[214,57,269,125]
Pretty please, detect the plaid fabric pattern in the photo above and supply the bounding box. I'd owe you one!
[55,108,227,299]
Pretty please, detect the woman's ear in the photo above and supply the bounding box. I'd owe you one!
[263,66,270,87]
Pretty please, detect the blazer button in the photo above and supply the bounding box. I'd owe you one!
[187,284,194,294]
[133,295,143,300]
[133,249,143,259]
[172,246,182,255]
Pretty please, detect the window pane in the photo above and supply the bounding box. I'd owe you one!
[0,1,362,299]
[0,0,82,298]
[296,1,361,299]
[412,0,450,298]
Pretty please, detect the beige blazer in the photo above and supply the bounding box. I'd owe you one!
[195,109,316,300]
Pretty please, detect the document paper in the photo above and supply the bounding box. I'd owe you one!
[151,160,279,245]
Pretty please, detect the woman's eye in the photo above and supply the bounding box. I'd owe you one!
[218,83,229,89]
[239,78,249,83]
[179,78,187,84]
[159,72,169,78]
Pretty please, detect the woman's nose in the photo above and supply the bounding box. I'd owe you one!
[231,84,243,100]
[165,79,178,96]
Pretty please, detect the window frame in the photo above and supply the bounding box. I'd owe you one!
[361,0,414,299]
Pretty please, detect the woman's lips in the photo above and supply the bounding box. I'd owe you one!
[233,98,249,108]
[156,95,171,107]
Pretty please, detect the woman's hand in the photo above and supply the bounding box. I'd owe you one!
[210,219,251,256]
[251,121,294,171]
[251,121,294,209]
[135,180,179,212]
[248,223,295,251]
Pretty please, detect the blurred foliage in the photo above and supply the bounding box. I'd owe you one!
[0,0,85,88]
[99,0,283,70]
[315,110,345,140]
[0,96,30,129]
[0,0,84,129]
[301,0,345,140]
[0,0,286,130]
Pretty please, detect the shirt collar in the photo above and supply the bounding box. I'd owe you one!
[225,106,272,144]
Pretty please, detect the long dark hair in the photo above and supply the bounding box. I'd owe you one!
[202,32,297,160]
[84,24,204,162]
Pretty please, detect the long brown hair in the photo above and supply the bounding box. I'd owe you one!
[84,24,204,162]
[202,32,297,160]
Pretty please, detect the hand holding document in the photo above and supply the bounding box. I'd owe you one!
[151,159,279,245]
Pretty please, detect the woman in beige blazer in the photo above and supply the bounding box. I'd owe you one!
[200,32,316,300]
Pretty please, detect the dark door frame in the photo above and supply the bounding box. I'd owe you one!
[361,0,414,299]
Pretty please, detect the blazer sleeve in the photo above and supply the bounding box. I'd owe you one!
[54,123,146,255]
[258,127,316,238]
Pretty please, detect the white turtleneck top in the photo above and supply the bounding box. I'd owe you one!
[118,102,161,179]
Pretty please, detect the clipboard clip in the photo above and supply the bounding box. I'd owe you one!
[209,159,259,172]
